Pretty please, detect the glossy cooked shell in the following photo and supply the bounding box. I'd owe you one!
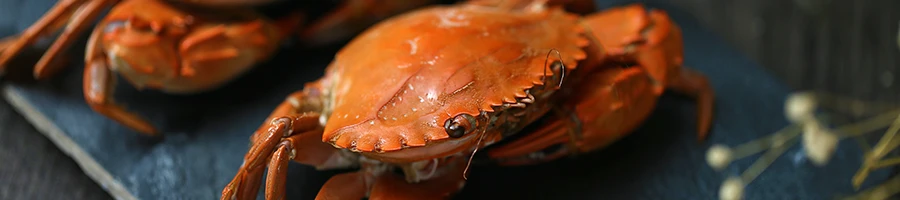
[321,4,590,153]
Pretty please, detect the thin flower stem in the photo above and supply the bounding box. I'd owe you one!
[730,124,801,160]
[841,174,900,200]
[871,157,900,169]
[834,109,900,139]
[851,110,900,189]
[740,135,800,184]
[813,92,900,117]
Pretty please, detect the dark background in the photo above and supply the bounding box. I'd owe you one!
[1,0,898,199]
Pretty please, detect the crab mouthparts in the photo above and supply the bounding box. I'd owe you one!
[352,128,484,163]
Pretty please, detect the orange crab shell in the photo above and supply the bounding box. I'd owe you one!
[317,4,591,162]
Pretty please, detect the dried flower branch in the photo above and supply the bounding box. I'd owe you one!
[707,91,900,199]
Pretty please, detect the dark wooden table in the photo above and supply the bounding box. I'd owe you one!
[1,0,898,199]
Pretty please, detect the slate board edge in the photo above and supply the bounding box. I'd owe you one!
[2,84,136,200]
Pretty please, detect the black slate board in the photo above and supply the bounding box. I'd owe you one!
[1,0,894,199]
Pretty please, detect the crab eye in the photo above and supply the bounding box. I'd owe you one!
[444,114,477,138]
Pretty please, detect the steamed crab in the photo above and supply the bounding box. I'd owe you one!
[0,0,438,136]
[222,0,716,199]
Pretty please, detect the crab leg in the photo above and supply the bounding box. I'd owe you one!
[664,67,715,139]
[0,0,118,79]
[639,10,714,139]
[223,114,326,200]
[83,25,159,135]
[0,0,84,73]
[577,4,649,57]
[0,35,16,53]
[315,157,468,200]
[366,158,467,200]
[315,171,369,200]
[581,3,715,138]
[487,67,660,165]
[223,88,359,200]
[37,0,119,79]
[298,0,438,46]
[487,38,713,166]
[265,140,293,200]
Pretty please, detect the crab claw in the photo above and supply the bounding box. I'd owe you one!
[367,160,466,200]
[315,157,467,200]
[314,171,368,200]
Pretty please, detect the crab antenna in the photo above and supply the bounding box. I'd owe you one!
[542,48,567,89]
[463,113,491,180]
[462,128,487,180]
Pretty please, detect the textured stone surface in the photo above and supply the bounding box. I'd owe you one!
[0,95,112,200]
[1,0,894,199]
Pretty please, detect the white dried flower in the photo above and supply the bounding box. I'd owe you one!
[720,176,745,200]
[785,92,818,124]
[707,144,734,171]
[801,120,839,166]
